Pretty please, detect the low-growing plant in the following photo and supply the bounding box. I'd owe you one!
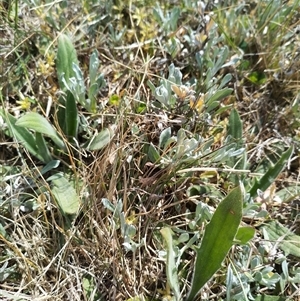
[0,34,111,160]
[0,34,113,217]
[160,186,251,301]
[151,104,295,300]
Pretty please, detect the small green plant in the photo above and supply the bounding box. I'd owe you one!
[160,186,253,301]
[57,34,106,114]
[0,34,113,217]
[0,34,112,164]
[156,105,295,300]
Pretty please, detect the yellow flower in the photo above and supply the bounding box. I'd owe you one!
[46,53,55,66]
[16,97,32,110]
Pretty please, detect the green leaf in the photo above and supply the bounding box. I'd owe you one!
[155,85,170,106]
[248,146,294,199]
[0,110,45,162]
[87,128,113,151]
[235,226,255,245]
[148,143,160,163]
[89,50,100,84]
[185,187,243,301]
[101,198,116,213]
[160,227,181,301]
[15,112,66,150]
[228,108,242,143]
[35,132,52,163]
[207,88,233,105]
[211,46,229,77]
[50,173,80,215]
[219,73,232,89]
[227,109,246,182]
[261,221,300,257]
[136,103,146,114]
[159,127,171,149]
[65,90,78,140]
[40,160,60,175]
[56,33,79,90]
[71,63,87,106]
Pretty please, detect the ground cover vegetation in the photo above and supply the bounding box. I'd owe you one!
[0,0,300,300]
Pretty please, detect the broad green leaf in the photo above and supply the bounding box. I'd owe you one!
[56,95,67,134]
[56,33,79,90]
[235,226,255,245]
[206,100,219,113]
[87,128,113,151]
[185,187,243,301]
[261,221,300,257]
[148,143,160,163]
[211,46,229,77]
[214,104,233,116]
[155,85,169,106]
[0,110,45,162]
[15,112,66,150]
[160,227,181,301]
[50,173,80,215]
[248,146,294,199]
[65,90,78,140]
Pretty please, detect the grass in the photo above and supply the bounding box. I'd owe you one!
[0,0,300,300]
